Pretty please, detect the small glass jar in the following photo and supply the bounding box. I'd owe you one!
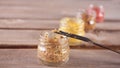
[59,17,85,46]
[37,31,70,66]
[87,4,104,23]
[82,10,96,32]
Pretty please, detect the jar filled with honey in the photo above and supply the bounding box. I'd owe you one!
[59,16,85,46]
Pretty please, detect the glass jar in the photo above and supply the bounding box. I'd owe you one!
[82,10,96,32]
[37,31,70,66]
[87,4,104,23]
[59,17,85,46]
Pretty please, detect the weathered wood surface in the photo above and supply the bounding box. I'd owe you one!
[0,29,120,47]
[0,0,120,20]
[0,0,120,68]
[0,0,120,48]
[0,19,120,30]
[0,49,120,68]
[0,23,120,47]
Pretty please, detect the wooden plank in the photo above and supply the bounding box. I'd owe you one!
[0,30,120,47]
[96,23,120,31]
[0,0,120,20]
[0,19,120,30]
[0,19,59,30]
[85,31,120,45]
[0,49,119,68]
[0,30,41,45]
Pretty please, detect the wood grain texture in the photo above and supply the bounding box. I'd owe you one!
[0,19,120,31]
[0,30,120,47]
[0,0,120,48]
[0,30,41,45]
[0,0,120,20]
[0,0,120,68]
[0,19,120,30]
[0,49,120,68]
[0,19,59,30]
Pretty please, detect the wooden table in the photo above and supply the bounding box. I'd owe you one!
[0,0,120,68]
[0,49,120,68]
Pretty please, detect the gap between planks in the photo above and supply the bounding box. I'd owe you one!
[0,44,120,50]
[0,19,120,31]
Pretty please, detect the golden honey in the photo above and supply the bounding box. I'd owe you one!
[59,17,85,46]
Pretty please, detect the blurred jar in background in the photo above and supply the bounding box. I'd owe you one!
[59,16,85,46]
[87,4,104,23]
[82,10,96,32]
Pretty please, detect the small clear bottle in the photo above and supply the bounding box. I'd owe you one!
[37,31,70,66]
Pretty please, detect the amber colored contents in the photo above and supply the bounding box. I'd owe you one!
[59,17,85,46]
[38,32,70,66]
[82,12,96,32]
